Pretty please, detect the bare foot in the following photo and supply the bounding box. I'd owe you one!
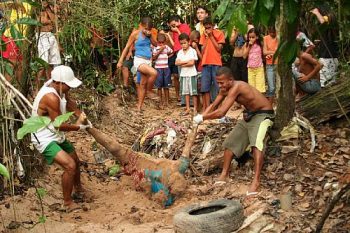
[62,202,82,213]
[147,91,158,100]
[247,180,259,193]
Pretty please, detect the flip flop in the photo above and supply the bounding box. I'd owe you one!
[59,203,82,213]
[246,191,260,197]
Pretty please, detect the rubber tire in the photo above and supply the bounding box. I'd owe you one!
[173,199,244,233]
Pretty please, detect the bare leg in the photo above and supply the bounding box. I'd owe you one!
[138,64,158,98]
[185,95,191,113]
[54,150,77,206]
[193,95,198,114]
[158,88,164,107]
[137,74,147,111]
[69,151,82,192]
[249,147,264,192]
[164,88,170,107]
[121,66,130,87]
[202,92,210,112]
[173,74,180,101]
[218,149,234,181]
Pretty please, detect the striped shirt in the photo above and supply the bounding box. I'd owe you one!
[152,45,173,68]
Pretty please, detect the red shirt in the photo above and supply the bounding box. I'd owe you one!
[172,23,191,52]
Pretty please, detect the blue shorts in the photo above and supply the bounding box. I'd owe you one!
[155,68,171,88]
[136,72,141,84]
[168,54,179,75]
[201,65,220,93]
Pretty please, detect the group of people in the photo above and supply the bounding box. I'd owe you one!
[12,3,338,210]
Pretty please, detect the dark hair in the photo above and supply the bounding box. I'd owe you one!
[268,25,276,33]
[216,67,234,80]
[247,27,262,48]
[196,5,208,13]
[168,15,182,23]
[157,33,166,42]
[179,33,190,41]
[141,16,153,28]
[203,17,213,26]
[190,30,200,40]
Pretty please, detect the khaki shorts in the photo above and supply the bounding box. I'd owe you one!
[223,113,274,157]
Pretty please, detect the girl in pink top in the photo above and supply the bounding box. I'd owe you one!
[243,28,266,93]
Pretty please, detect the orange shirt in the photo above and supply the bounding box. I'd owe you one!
[199,29,225,66]
[263,35,278,65]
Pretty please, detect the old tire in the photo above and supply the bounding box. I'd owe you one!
[173,199,244,233]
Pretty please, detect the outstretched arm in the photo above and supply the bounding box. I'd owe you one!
[117,30,137,68]
[203,90,238,120]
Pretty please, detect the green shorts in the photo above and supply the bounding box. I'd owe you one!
[222,113,274,158]
[42,140,75,165]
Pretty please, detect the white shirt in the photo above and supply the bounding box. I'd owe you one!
[176,47,198,77]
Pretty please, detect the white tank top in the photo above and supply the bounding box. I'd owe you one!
[31,80,67,153]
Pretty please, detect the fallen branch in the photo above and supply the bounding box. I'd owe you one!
[315,183,350,232]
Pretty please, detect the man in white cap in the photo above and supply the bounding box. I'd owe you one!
[31,65,92,212]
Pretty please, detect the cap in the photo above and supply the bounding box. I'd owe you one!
[51,65,82,88]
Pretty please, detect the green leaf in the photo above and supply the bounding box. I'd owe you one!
[284,0,298,23]
[52,112,74,128]
[213,0,230,18]
[109,164,120,176]
[10,25,23,48]
[5,63,13,77]
[279,40,298,64]
[36,188,47,199]
[264,0,275,10]
[17,116,51,140]
[15,18,42,26]
[38,215,47,224]
[0,163,10,179]
[259,2,271,26]
[33,57,49,69]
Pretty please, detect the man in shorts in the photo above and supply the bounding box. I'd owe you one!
[193,67,274,195]
[36,1,61,92]
[31,65,92,211]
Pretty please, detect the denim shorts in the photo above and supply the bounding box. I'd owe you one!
[201,65,219,93]
[155,68,172,88]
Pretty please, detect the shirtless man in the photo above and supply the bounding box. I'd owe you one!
[193,67,274,195]
[292,42,323,98]
[31,65,92,211]
[36,1,61,92]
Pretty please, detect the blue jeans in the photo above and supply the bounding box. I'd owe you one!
[266,64,276,97]
[201,65,220,101]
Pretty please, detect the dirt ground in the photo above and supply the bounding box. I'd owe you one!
[0,90,349,233]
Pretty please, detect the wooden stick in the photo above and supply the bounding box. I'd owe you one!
[315,183,350,232]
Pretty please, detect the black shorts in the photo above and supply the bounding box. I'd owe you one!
[168,54,179,75]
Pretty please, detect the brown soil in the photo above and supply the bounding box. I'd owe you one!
[0,91,349,232]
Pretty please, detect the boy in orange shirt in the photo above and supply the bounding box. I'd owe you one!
[263,26,278,104]
[199,17,225,111]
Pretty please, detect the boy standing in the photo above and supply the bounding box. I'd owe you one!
[263,26,278,104]
[176,33,198,115]
[152,34,173,108]
[199,17,225,111]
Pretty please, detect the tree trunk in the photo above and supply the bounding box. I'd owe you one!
[298,76,350,124]
[270,1,299,140]
[86,127,198,199]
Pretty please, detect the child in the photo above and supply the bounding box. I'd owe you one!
[175,33,198,115]
[199,17,225,111]
[190,30,202,111]
[263,26,278,103]
[292,40,322,100]
[152,33,173,108]
[117,16,157,111]
[243,28,266,93]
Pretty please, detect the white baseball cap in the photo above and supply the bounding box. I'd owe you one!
[51,65,82,88]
